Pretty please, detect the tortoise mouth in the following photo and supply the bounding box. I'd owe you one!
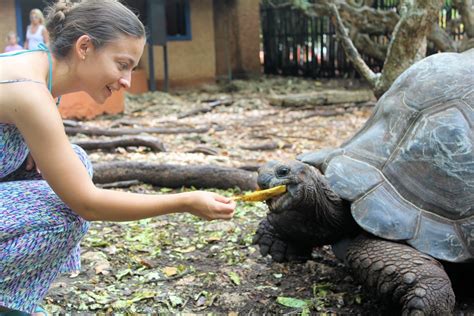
[267,194,286,213]
[266,184,296,213]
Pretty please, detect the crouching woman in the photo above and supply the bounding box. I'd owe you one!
[0,1,236,314]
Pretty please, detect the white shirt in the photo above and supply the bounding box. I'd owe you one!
[26,24,45,49]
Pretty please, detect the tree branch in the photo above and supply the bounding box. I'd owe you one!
[453,0,474,51]
[74,136,166,152]
[66,125,223,136]
[327,3,379,88]
[377,0,444,97]
[428,23,457,52]
[453,0,474,38]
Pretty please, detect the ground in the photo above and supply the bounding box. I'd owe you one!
[43,77,474,314]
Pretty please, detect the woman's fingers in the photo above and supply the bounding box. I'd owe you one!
[205,195,236,221]
[213,193,232,204]
[187,191,236,221]
[214,197,236,213]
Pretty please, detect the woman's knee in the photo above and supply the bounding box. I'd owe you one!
[71,144,93,178]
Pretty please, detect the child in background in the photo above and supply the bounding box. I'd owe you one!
[4,32,23,53]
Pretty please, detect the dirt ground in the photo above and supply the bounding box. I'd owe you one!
[43,77,474,315]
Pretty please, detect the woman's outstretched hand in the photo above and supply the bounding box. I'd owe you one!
[183,191,236,220]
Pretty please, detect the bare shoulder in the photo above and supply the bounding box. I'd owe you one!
[0,81,57,124]
[0,52,50,123]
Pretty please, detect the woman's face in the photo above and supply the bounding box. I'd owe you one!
[77,35,146,104]
[30,13,40,25]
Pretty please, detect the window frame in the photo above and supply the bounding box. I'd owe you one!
[166,0,192,41]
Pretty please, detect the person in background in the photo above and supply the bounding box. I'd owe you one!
[24,8,49,49]
[4,32,24,53]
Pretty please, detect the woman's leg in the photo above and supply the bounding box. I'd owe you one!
[59,145,93,273]
[0,145,93,313]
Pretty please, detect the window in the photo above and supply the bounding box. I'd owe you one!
[166,0,191,40]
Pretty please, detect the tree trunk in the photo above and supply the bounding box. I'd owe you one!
[66,125,222,136]
[376,0,444,97]
[267,89,374,107]
[74,136,166,152]
[92,162,258,191]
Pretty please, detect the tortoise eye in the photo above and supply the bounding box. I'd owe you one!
[276,166,290,178]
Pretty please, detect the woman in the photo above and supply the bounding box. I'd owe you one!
[0,0,236,314]
[24,8,49,50]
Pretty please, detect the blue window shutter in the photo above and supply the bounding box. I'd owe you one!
[15,0,24,45]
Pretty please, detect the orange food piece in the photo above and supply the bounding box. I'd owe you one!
[233,185,287,202]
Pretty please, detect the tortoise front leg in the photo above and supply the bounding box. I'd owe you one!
[253,218,313,262]
[345,235,455,315]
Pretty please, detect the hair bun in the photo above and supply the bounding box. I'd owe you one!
[54,3,69,21]
[45,1,74,40]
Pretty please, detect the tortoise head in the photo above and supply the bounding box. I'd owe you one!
[257,159,323,214]
[257,159,355,246]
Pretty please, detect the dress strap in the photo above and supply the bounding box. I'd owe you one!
[0,44,61,106]
[37,44,62,106]
[37,43,53,94]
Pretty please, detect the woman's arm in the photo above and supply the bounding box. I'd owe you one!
[7,85,235,222]
[24,26,30,49]
[42,26,49,45]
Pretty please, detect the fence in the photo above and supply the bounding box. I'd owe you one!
[260,1,462,78]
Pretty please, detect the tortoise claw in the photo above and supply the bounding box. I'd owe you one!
[253,218,313,263]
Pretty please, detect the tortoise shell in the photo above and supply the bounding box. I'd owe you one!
[301,49,474,262]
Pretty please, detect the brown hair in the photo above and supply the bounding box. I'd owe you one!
[45,0,145,58]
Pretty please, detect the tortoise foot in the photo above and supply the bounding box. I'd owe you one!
[253,218,313,262]
[345,235,455,315]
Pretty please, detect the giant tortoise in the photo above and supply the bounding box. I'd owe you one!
[253,49,474,315]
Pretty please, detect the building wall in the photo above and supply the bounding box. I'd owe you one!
[213,0,235,80]
[141,0,216,88]
[235,0,261,77]
[0,0,17,52]
[214,0,261,80]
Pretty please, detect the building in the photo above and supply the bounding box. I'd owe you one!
[0,0,261,118]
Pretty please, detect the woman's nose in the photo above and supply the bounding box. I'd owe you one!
[119,77,131,89]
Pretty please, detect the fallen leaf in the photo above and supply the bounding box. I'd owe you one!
[175,245,196,253]
[276,296,308,308]
[115,268,132,281]
[206,235,221,243]
[163,266,178,277]
[95,262,111,275]
[169,294,184,307]
[136,257,157,268]
[228,271,241,285]
[69,271,80,278]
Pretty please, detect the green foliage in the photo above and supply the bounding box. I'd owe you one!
[276,296,309,308]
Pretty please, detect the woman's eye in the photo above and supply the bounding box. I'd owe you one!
[119,63,128,70]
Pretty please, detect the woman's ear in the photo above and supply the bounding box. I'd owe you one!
[75,35,93,60]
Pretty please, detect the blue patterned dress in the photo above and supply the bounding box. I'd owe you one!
[0,46,92,313]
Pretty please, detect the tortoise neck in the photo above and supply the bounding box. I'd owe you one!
[309,169,359,245]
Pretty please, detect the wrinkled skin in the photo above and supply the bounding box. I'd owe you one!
[253,159,456,315]
[253,159,358,262]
